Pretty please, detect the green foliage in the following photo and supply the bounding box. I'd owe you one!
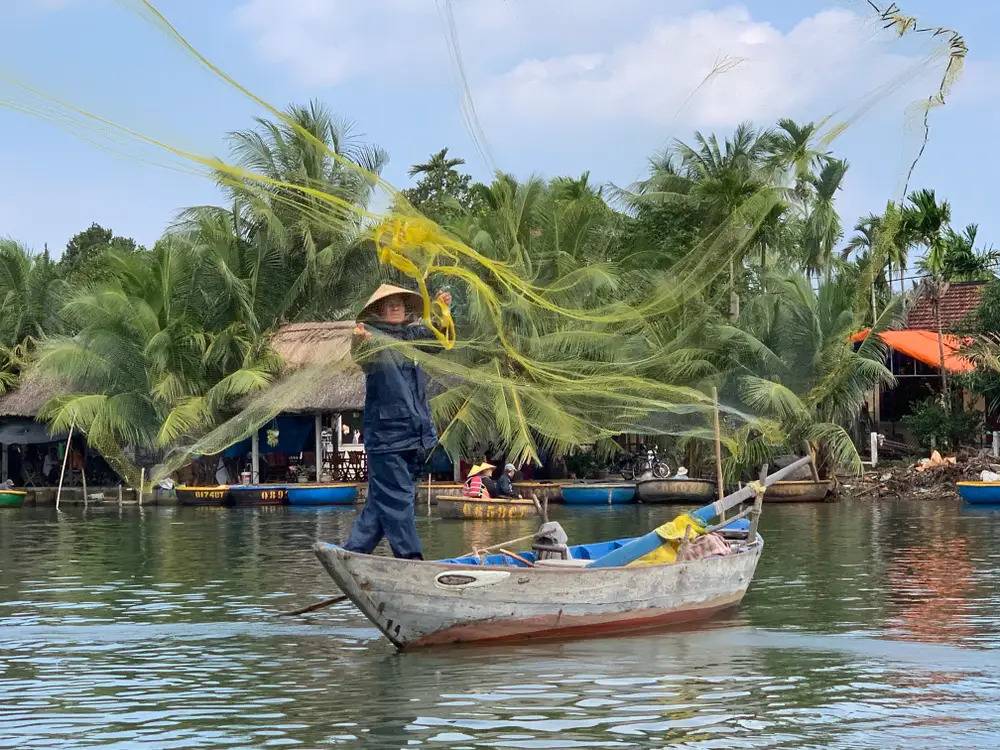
[902,397,982,451]
[402,148,483,224]
[60,223,141,285]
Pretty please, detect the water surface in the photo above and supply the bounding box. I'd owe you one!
[2,499,999,748]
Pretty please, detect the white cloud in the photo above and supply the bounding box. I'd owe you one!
[479,6,917,129]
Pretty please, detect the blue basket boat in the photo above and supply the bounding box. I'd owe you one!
[561,483,636,505]
[957,481,1000,505]
[287,484,358,506]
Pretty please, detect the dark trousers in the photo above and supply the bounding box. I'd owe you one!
[344,449,424,559]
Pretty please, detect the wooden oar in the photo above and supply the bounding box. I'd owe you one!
[587,456,813,569]
[276,594,348,617]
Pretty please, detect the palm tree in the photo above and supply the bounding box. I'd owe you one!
[221,100,389,321]
[906,188,953,404]
[408,147,465,178]
[672,122,780,320]
[33,235,280,484]
[802,159,848,277]
[716,272,898,476]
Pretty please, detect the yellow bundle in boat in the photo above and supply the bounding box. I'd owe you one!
[627,513,706,566]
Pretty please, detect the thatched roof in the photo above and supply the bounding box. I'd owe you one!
[0,373,68,418]
[263,321,365,414]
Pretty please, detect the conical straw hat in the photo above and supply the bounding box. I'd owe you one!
[358,283,423,321]
[467,462,496,478]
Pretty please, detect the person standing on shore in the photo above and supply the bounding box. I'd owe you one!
[343,283,451,560]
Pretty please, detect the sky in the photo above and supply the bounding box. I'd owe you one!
[1,0,998,261]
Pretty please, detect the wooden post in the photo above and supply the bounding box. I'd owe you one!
[118,483,123,505]
[870,432,879,468]
[138,467,145,506]
[712,387,724,501]
[314,413,323,482]
[81,466,88,507]
[56,422,75,510]
[993,431,1000,458]
[251,429,260,483]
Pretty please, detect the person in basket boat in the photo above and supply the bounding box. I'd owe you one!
[344,283,451,560]
[494,462,519,498]
[463,462,497,499]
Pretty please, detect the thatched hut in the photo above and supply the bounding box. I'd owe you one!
[232,321,371,483]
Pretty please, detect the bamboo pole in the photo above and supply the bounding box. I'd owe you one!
[712,387,725,501]
[81,466,88,508]
[138,467,145,506]
[55,421,75,511]
[427,473,432,516]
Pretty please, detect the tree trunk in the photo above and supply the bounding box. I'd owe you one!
[934,282,951,413]
[729,259,740,322]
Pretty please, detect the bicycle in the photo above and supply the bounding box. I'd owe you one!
[632,445,671,479]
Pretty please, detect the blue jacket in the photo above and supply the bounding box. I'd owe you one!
[358,322,437,454]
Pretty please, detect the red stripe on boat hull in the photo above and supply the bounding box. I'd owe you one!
[406,595,742,648]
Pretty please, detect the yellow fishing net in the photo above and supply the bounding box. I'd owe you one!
[0,1,969,487]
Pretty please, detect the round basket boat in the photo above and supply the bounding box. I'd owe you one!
[227,484,289,506]
[416,482,464,506]
[561,483,636,505]
[513,481,563,504]
[957,481,1000,505]
[764,479,833,503]
[635,478,716,504]
[287,484,358,506]
[0,489,27,508]
[436,495,540,520]
[176,485,230,506]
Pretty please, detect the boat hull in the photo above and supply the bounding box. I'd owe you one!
[287,484,358,505]
[176,485,230,506]
[0,490,26,508]
[313,539,762,649]
[513,482,563,503]
[957,481,1000,505]
[227,485,288,506]
[436,495,539,520]
[561,483,636,505]
[763,480,832,503]
[636,478,716,503]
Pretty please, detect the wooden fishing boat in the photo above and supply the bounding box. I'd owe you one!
[315,532,760,649]
[312,456,813,650]
[561,483,636,505]
[513,481,563,504]
[0,489,26,508]
[227,484,288,506]
[176,485,230,506]
[635,478,716,504]
[287,484,358,506]
[957,481,1000,505]
[763,480,832,503]
[436,495,540,520]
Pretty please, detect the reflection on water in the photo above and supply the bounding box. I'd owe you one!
[2,499,1000,748]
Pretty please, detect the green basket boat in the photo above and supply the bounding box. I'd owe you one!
[0,490,27,508]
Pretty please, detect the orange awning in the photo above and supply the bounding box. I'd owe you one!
[850,329,974,373]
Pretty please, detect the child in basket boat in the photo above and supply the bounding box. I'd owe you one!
[344,283,451,560]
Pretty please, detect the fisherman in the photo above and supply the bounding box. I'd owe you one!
[343,283,451,560]
[495,463,519,498]
[463,462,495,498]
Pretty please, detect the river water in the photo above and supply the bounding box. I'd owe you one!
[2,498,999,749]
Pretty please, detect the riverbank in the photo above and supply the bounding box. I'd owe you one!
[843,451,999,502]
